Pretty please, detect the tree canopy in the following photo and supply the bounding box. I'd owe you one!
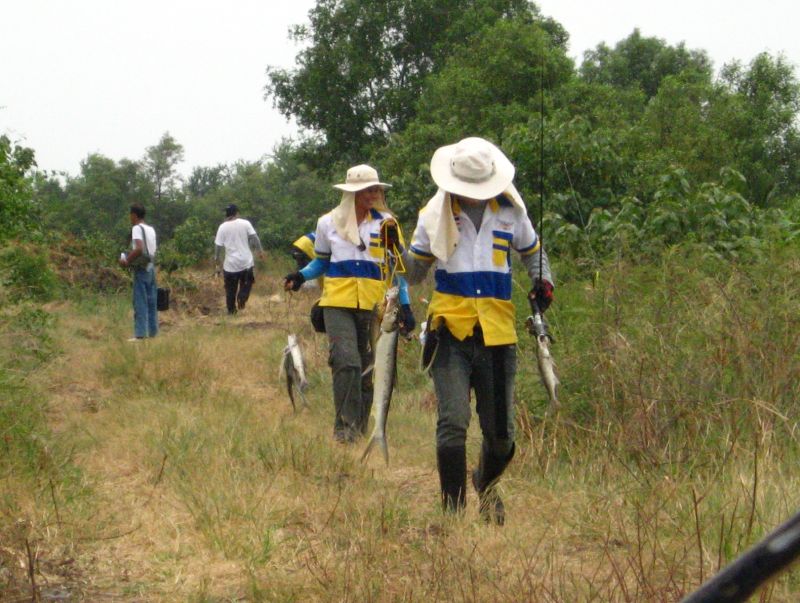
[0,135,38,241]
[10,1,800,271]
[264,0,554,163]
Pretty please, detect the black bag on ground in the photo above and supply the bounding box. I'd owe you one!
[157,287,170,311]
[310,299,325,333]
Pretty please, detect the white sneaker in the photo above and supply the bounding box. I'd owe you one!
[127,337,143,342]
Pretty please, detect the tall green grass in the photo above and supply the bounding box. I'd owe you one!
[2,244,800,600]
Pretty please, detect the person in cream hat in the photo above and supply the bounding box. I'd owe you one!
[332,164,392,192]
[403,137,554,524]
[284,164,415,443]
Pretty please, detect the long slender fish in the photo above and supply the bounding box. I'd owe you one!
[361,303,383,378]
[281,334,309,411]
[361,286,400,464]
[527,310,559,413]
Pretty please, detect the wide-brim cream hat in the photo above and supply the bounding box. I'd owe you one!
[333,164,392,192]
[430,137,515,200]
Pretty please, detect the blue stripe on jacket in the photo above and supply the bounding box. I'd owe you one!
[409,245,434,259]
[516,238,540,254]
[434,270,512,300]
[327,260,383,280]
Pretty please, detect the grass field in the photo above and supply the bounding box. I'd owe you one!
[2,250,800,601]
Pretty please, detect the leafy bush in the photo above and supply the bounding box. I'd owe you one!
[547,167,800,268]
[169,216,215,264]
[0,135,38,241]
[0,246,59,302]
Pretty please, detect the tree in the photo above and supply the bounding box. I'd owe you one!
[374,17,573,221]
[143,132,184,204]
[719,53,800,205]
[186,164,230,201]
[580,29,712,100]
[0,135,38,240]
[142,132,187,239]
[48,154,153,241]
[265,0,545,163]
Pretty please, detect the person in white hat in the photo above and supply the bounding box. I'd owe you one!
[403,137,554,524]
[284,164,416,442]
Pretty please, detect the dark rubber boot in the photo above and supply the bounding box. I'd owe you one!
[472,442,515,525]
[437,446,467,513]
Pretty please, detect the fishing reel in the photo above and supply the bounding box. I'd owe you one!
[525,299,554,342]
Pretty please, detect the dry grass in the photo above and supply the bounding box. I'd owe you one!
[2,260,800,601]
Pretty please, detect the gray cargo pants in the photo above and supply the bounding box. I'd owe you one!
[431,326,516,457]
[323,306,374,440]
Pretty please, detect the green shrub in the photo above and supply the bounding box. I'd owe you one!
[164,216,215,270]
[0,246,59,302]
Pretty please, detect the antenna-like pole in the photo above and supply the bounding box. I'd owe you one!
[538,39,545,282]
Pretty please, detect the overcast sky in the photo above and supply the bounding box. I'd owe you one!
[2,0,799,178]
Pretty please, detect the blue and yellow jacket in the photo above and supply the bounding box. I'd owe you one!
[300,208,408,309]
[408,195,540,345]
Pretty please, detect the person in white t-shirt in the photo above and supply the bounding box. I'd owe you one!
[118,203,158,340]
[214,204,264,315]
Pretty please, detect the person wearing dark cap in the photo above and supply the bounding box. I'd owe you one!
[214,204,264,315]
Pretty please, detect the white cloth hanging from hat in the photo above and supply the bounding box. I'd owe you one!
[331,191,391,247]
[329,164,392,246]
[419,184,526,263]
[313,207,394,309]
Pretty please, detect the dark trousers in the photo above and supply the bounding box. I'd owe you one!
[431,327,516,457]
[223,268,255,314]
[323,306,374,439]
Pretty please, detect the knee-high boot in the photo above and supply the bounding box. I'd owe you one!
[472,442,515,525]
[437,445,466,512]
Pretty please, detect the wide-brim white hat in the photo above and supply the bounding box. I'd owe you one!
[333,164,392,192]
[430,137,515,200]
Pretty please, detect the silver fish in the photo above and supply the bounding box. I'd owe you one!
[361,286,400,464]
[281,334,309,411]
[361,303,383,378]
[527,311,559,413]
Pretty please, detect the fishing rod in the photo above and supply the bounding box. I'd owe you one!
[529,38,549,322]
[538,42,545,294]
[524,37,559,413]
[681,508,800,602]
